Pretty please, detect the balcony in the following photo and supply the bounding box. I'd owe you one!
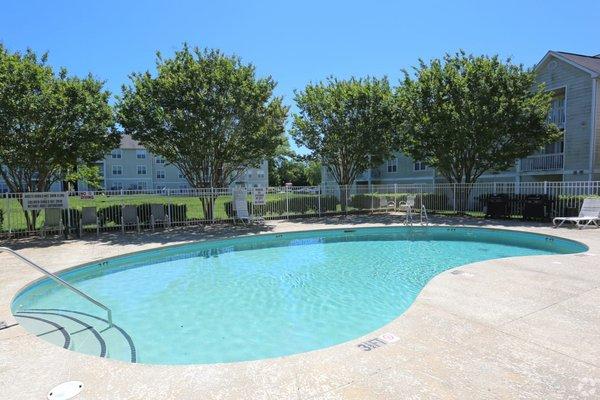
[520,153,564,172]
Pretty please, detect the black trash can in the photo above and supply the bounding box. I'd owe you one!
[522,194,550,221]
[485,194,510,219]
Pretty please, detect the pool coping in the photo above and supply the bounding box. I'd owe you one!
[1,216,600,399]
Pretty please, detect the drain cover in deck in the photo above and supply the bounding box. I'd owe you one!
[47,381,83,400]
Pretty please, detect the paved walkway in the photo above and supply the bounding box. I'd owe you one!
[0,215,599,399]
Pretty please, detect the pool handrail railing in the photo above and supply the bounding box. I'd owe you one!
[0,247,113,326]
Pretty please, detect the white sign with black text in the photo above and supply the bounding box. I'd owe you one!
[22,192,69,211]
[252,187,266,206]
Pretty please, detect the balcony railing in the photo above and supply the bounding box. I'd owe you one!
[520,153,564,172]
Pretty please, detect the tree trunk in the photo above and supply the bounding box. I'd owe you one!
[200,194,215,222]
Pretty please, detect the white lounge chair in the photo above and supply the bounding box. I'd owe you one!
[79,206,100,237]
[121,205,140,233]
[379,196,396,211]
[234,199,264,225]
[553,198,600,229]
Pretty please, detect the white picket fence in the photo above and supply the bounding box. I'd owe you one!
[1,181,599,238]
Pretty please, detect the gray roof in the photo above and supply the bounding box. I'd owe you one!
[119,134,145,150]
[555,51,600,75]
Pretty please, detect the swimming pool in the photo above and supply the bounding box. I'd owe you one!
[12,227,587,365]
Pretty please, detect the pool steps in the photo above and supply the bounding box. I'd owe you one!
[14,309,136,362]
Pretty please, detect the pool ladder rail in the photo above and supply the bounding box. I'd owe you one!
[404,205,429,226]
[0,247,113,326]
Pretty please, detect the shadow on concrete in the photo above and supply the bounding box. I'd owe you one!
[0,223,275,251]
[1,212,583,251]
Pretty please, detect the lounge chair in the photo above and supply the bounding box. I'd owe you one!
[379,196,396,211]
[42,208,63,238]
[234,199,264,225]
[553,198,600,229]
[79,206,100,237]
[150,204,170,230]
[121,205,140,234]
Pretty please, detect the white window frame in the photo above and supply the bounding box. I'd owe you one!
[112,165,123,175]
[156,169,165,179]
[155,156,165,164]
[137,165,147,175]
[387,158,397,173]
[111,149,122,159]
[414,161,426,171]
[136,149,147,159]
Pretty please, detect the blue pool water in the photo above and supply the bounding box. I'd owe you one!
[12,227,586,365]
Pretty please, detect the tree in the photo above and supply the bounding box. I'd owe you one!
[65,165,104,190]
[0,45,117,230]
[305,161,322,186]
[395,51,561,186]
[117,44,288,218]
[291,77,395,208]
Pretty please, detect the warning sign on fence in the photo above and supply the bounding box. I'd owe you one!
[252,187,266,205]
[22,192,69,211]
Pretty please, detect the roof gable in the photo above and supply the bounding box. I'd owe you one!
[535,51,600,77]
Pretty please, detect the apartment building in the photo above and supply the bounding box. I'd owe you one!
[322,50,600,186]
[76,134,268,191]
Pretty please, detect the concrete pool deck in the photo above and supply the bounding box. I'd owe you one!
[0,215,599,399]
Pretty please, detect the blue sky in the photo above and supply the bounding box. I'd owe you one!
[2,0,599,153]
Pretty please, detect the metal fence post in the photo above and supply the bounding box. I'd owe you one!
[66,192,71,238]
[285,186,289,219]
[211,187,215,224]
[5,193,11,237]
[318,186,322,217]
[544,181,548,195]
[452,183,457,213]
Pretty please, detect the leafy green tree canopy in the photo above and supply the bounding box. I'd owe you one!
[0,45,117,193]
[395,51,561,184]
[116,44,288,189]
[291,77,395,186]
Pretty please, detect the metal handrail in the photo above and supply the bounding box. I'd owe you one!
[0,247,112,326]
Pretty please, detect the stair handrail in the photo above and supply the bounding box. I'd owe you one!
[0,247,112,326]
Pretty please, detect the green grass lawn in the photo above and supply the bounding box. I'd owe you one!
[0,192,337,232]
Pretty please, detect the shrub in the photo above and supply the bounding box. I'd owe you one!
[98,204,122,226]
[223,194,339,218]
[167,204,187,222]
[61,208,82,228]
[350,193,448,211]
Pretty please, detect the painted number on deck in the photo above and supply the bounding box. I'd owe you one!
[357,333,400,351]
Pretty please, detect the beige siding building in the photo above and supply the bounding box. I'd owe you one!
[79,135,269,191]
[322,51,600,186]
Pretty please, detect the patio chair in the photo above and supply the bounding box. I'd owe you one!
[398,194,416,224]
[150,204,170,230]
[379,196,396,211]
[79,206,100,237]
[235,199,264,225]
[553,198,600,229]
[42,208,64,238]
[121,205,140,234]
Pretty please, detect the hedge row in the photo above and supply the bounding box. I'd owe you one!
[349,193,449,210]
[223,195,339,218]
[57,203,188,227]
[97,203,187,225]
